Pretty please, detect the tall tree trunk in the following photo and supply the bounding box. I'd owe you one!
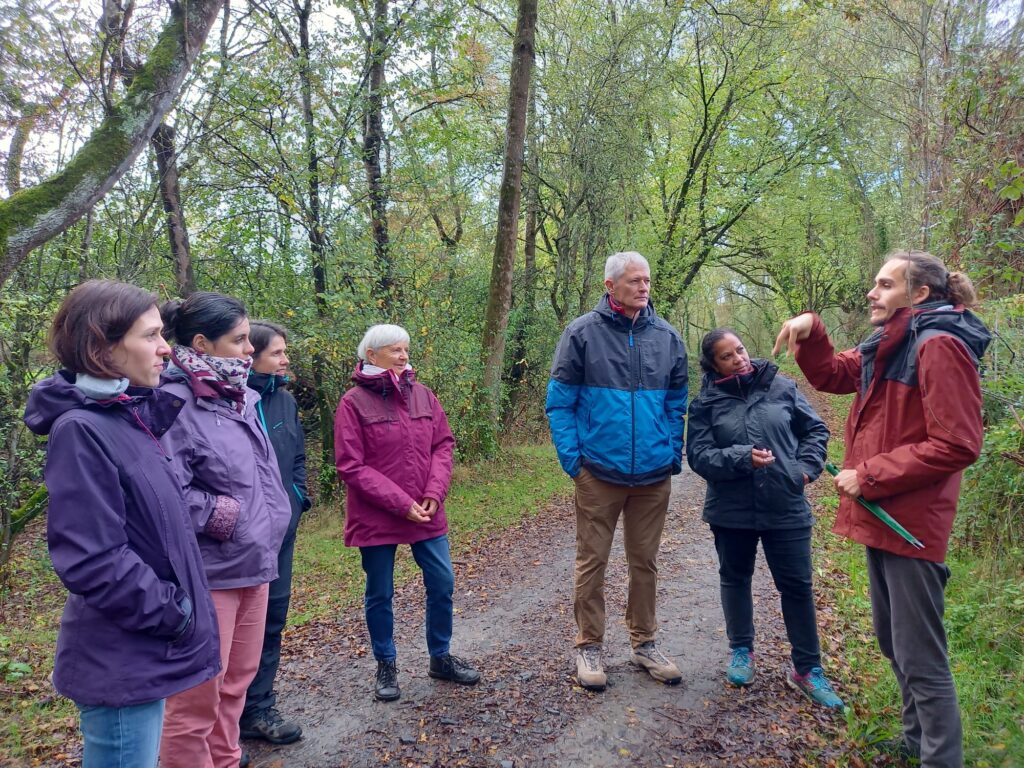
[295,0,336,496]
[479,0,538,426]
[364,0,393,314]
[502,82,540,430]
[0,0,226,287]
[151,123,196,295]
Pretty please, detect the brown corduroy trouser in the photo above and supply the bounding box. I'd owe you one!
[572,467,672,649]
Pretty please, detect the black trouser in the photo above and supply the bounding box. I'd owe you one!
[866,547,962,768]
[242,509,299,719]
[711,525,821,674]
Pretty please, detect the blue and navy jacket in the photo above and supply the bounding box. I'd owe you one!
[546,295,688,485]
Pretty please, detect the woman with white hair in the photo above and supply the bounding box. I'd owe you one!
[334,324,480,702]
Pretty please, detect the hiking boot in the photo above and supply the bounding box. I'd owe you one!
[786,666,845,710]
[374,659,401,701]
[240,706,302,744]
[630,641,682,685]
[428,654,481,685]
[725,647,755,687]
[576,645,607,691]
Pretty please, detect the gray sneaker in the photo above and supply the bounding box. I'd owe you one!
[575,645,607,691]
[631,641,681,685]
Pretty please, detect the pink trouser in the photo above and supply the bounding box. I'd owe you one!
[160,584,269,768]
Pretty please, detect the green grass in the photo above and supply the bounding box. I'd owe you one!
[288,443,572,625]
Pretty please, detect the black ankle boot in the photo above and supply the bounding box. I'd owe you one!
[374,659,400,701]
[428,653,481,685]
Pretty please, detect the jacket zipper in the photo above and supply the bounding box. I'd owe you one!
[132,407,171,462]
[629,329,636,480]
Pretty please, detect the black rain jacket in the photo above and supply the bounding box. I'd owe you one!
[686,359,829,530]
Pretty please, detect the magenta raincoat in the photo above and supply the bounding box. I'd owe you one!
[334,364,455,547]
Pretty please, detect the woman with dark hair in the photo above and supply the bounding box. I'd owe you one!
[23,280,220,768]
[335,324,479,703]
[238,321,309,745]
[686,328,843,710]
[157,292,292,768]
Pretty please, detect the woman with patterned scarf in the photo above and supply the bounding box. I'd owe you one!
[157,292,292,768]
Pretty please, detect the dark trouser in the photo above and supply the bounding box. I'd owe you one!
[866,546,962,768]
[242,511,299,719]
[360,534,455,660]
[711,525,821,674]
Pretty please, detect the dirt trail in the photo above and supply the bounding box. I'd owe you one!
[248,464,850,768]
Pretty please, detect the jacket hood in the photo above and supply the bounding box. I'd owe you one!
[905,303,992,362]
[593,293,658,330]
[698,358,777,400]
[351,362,417,396]
[248,371,289,396]
[24,371,179,437]
[24,371,92,436]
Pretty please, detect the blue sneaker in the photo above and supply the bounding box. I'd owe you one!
[786,666,845,710]
[725,647,755,687]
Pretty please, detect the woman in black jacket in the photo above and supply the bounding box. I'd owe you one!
[239,321,311,745]
[686,328,843,710]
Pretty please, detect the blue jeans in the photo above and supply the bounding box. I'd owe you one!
[360,534,455,660]
[77,698,165,768]
[712,525,821,673]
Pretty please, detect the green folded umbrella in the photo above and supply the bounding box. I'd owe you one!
[824,462,925,550]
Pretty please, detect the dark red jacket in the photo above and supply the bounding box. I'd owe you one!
[334,365,455,547]
[796,304,990,562]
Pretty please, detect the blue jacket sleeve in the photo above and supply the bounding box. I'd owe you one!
[685,400,755,481]
[546,327,585,477]
[45,419,189,638]
[666,343,689,473]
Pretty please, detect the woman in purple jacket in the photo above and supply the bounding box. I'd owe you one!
[335,324,480,702]
[23,280,220,768]
[157,292,291,768]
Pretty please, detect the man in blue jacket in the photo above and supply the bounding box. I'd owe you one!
[546,251,688,691]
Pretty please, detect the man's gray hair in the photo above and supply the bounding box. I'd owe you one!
[357,324,410,361]
[604,251,650,281]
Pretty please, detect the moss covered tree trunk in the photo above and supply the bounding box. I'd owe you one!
[480,0,537,427]
[0,0,226,288]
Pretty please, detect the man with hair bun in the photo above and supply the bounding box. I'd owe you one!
[774,250,991,767]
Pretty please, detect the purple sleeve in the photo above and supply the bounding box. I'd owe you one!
[160,415,217,534]
[423,392,455,503]
[45,419,189,638]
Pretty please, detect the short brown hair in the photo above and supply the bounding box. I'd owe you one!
[49,280,159,377]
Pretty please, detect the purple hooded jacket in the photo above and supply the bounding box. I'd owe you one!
[334,365,455,547]
[23,372,220,707]
[160,370,292,590]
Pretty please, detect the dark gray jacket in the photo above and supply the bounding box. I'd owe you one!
[686,360,829,530]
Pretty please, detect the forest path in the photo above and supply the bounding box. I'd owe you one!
[248,445,850,767]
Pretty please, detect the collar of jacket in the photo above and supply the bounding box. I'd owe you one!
[593,293,656,331]
[699,358,777,401]
[25,369,185,438]
[863,301,991,361]
[351,361,416,398]
[248,371,288,396]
